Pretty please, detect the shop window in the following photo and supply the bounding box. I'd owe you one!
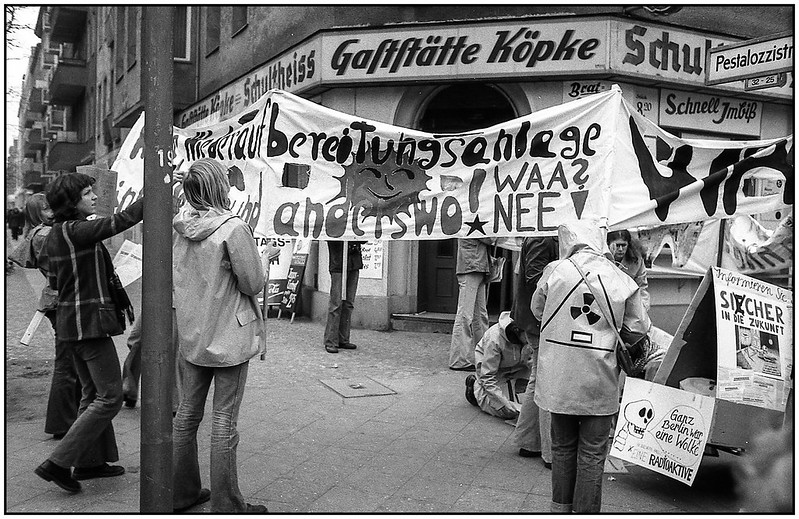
[126,6,137,70]
[231,6,247,37]
[173,6,191,60]
[205,6,220,56]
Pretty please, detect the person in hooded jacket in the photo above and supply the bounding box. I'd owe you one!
[464,311,533,420]
[34,173,143,493]
[171,158,269,513]
[532,220,650,514]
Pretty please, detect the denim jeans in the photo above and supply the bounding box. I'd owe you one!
[449,273,488,369]
[549,413,614,513]
[513,331,551,462]
[324,270,359,349]
[43,311,81,436]
[49,337,122,469]
[173,357,249,513]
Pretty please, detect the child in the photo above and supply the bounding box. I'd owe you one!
[35,173,143,493]
[171,158,268,513]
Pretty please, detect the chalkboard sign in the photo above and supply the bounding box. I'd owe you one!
[280,239,311,313]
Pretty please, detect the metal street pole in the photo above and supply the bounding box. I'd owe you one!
[140,6,174,513]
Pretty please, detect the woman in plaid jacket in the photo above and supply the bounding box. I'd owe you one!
[34,173,143,493]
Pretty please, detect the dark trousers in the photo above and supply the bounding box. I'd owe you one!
[43,312,81,435]
[49,337,122,469]
[323,269,359,349]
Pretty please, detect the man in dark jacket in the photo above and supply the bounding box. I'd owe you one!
[324,241,363,353]
[511,236,558,468]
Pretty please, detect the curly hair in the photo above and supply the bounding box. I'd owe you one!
[183,158,231,211]
[45,173,96,222]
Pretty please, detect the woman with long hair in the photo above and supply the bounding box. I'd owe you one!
[171,158,268,513]
[606,229,650,311]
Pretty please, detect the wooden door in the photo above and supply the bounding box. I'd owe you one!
[418,239,457,313]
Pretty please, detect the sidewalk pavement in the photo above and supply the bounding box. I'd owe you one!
[4,240,742,513]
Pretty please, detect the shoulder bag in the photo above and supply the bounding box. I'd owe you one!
[488,244,506,284]
[567,258,647,378]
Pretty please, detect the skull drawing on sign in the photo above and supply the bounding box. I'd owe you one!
[623,400,654,439]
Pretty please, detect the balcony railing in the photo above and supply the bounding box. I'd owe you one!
[27,128,46,151]
[48,58,87,106]
[49,6,88,44]
[45,107,67,136]
[48,137,92,173]
[24,110,44,128]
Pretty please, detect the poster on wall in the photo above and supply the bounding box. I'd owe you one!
[610,378,715,486]
[360,240,384,279]
[280,239,312,312]
[263,238,295,306]
[712,267,792,411]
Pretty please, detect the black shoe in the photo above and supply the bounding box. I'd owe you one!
[544,461,552,470]
[325,345,339,353]
[123,396,137,408]
[450,364,476,371]
[52,432,66,440]
[174,488,211,512]
[519,448,542,458]
[73,463,125,480]
[244,503,268,513]
[465,375,478,407]
[34,460,81,493]
[338,342,357,350]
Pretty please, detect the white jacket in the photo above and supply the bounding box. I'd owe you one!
[173,207,265,367]
[532,221,650,416]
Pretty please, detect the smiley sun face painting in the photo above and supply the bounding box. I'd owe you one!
[331,143,432,238]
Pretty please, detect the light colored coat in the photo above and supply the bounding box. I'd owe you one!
[455,238,493,275]
[532,221,650,416]
[173,207,265,367]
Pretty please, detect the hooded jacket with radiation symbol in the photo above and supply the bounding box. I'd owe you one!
[531,221,650,416]
[173,206,265,367]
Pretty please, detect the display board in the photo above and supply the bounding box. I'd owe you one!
[280,239,311,313]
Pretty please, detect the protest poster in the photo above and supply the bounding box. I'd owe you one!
[112,87,792,242]
[262,238,294,306]
[280,239,311,313]
[711,267,792,411]
[610,378,715,486]
[112,239,143,287]
[77,165,118,217]
[360,240,384,279]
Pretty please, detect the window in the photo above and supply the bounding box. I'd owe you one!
[114,7,124,80]
[173,6,191,60]
[126,6,138,70]
[231,6,247,36]
[205,6,220,55]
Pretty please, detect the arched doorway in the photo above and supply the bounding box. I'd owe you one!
[416,83,517,315]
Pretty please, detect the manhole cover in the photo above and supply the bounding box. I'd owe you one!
[319,377,397,398]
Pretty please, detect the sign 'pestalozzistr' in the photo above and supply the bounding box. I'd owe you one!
[115,87,793,243]
[706,32,793,86]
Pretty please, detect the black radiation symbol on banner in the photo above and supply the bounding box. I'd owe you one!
[570,293,601,325]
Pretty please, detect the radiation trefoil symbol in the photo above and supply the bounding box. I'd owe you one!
[570,293,601,325]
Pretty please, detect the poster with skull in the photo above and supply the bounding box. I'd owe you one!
[610,378,715,486]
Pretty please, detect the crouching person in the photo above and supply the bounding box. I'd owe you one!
[465,311,533,420]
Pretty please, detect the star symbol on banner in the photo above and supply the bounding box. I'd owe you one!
[465,215,488,236]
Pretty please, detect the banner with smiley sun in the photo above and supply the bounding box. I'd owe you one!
[115,86,792,241]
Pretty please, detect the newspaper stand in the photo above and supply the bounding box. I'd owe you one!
[651,268,789,453]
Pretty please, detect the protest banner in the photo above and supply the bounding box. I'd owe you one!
[113,87,792,242]
[280,239,312,317]
[711,267,792,411]
[610,377,715,486]
[653,267,790,449]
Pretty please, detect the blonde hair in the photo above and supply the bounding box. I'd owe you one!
[183,158,231,211]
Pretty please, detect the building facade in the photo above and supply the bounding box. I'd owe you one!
[16,5,794,335]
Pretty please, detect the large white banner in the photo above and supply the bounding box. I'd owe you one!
[114,87,793,242]
[711,267,792,412]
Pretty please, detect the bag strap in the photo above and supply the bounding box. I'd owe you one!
[567,258,627,350]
